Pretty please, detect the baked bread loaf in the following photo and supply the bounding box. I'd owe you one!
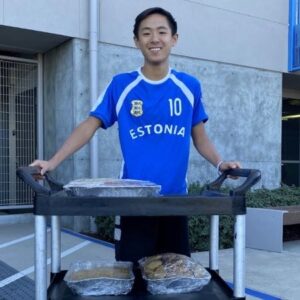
[139,253,211,294]
[64,261,134,296]
[140,253,208,279]
[70,266,132,281]
[63,178,161,197]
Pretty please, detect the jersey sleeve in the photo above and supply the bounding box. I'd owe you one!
[192,80,208,126]
[89,80,117,129]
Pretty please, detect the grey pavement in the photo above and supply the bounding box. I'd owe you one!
[0,216,299,300]
[192,242,300,300]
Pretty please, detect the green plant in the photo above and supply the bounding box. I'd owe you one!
[188,216,210,251]
[188,215,235,251]
[246,184,300,208]
[94,216,115,243]
[188,182,206,195]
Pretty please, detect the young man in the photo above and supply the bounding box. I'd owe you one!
[31,7,240,263]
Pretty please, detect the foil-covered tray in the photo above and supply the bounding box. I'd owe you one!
[64,261,134,296]
[139,253,211,295]
[63,178,161,197]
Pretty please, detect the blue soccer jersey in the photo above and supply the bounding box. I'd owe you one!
[90,68,208,195]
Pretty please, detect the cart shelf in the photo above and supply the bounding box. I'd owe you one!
[47,269,234,300]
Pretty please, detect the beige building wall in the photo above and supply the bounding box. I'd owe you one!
[99,0,288,72]
[0,0,289,71]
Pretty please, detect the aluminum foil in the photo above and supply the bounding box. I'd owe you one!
[63,178,161,197]
[139,253,211,294]
[64,261,134,296]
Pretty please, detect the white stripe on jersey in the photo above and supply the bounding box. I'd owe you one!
[170,74,194,107]
[119,160,125,179]
[116,76,143,116]
[91,80,113,111]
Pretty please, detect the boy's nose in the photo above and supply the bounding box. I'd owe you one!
[151,32,159,42]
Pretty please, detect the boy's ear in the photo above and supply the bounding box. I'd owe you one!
[172,33,179,46]
[134,36,140,48]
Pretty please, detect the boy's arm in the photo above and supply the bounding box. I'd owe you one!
[191,122,240,172]
[30,116,102,175]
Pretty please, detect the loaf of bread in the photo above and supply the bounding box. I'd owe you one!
[70,266,132,281]
[64,261,134,296]
[140,253,208,280]
[63,178,161,197]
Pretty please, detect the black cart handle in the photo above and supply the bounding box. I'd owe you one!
[17,166,50,194]
[207,168,261,195]
[17,166,64,195]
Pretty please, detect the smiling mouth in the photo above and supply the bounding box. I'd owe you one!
[149,47,161,53]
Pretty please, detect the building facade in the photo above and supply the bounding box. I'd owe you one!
[0,0,299,214]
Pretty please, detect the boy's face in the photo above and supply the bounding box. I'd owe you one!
[134,14,178,66]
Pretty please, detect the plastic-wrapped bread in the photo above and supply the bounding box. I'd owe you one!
[63,178,161,197]
[139,253,211,294]
[64,261,134,296]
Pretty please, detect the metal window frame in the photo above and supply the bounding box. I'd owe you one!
[289,0,300,71]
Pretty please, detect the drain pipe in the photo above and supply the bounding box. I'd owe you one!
[89,0,99,179]
[37,53,44,160]
[89,0,99,233]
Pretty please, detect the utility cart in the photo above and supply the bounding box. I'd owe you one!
[17,167,261,300]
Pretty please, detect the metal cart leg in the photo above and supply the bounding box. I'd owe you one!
[234,215,246,298]
[51,216,61,274]
[209,215,219,271]
[35,215,47,300]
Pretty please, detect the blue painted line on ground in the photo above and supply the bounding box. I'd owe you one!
[62,228,282,300]
[61,228,115,249]
[226,282,281,300]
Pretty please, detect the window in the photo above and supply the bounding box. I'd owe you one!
[282,98,300,186]
[289,0,300,71]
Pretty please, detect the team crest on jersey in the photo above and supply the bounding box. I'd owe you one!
[130,100,143,117]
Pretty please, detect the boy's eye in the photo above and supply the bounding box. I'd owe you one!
[142,32,150,36]
[159,31,167,34]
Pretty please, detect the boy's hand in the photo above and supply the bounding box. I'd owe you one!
[219,161,241,179]
[30,160,55,176]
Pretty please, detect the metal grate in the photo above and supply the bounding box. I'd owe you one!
[0,58,37,208]
[0,259,35,299]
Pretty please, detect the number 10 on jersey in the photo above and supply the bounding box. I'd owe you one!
[168,98,182,116]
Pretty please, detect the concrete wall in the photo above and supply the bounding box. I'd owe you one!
[0,0,289,72]
[0,0,88,38]
[44,39,281,190]
[44,39,91,231]
[100,0,288,72]
[44,39,90,180]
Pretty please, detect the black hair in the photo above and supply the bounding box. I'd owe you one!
[133,7,177,38]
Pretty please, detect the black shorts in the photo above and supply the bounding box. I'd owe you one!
[115,216,190,263]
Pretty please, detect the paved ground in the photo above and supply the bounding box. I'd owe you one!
[0,218,299,299]
[193,242,300,300]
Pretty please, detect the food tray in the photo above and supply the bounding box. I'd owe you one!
[139,253,211,295]
[63,178,161,197]
[64,261,134,296]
